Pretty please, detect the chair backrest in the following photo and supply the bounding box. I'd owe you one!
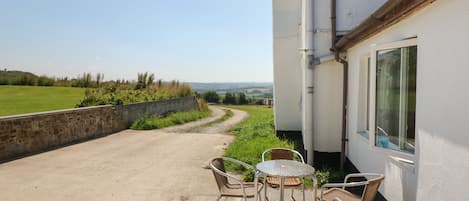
[262,148,305,163]
[210,158,228,191]
[271,149,294,160]
[362,175,385,201]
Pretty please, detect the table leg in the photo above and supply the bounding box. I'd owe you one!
[280,176,285,201]
[254,173,260,201]
[312,175,318,201]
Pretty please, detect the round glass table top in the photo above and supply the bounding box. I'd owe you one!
[256,160,315,177]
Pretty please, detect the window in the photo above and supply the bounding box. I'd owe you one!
[374,45,416,154]
[357,56,370,139]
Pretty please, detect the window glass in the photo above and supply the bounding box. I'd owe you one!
[375,46,416,154]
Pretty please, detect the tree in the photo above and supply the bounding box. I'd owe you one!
[237,92,248,105]
[37,76,55,86]
[136,72,149,89]
[147,73,155,87]
[203,91,220,103]
[96,73,104,87]
[223,92,236,104]
[157,79,163,88]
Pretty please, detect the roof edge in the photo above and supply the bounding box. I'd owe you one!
[335,0,436,51]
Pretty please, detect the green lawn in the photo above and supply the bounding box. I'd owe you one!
[223,105,293,180]
[0,85,85,116]
[222,105,342,185]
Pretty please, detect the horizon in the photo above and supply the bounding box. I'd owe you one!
[0,0,273,83]
[1,69,273,84]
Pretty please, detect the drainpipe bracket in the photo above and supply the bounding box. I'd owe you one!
[307,86,314,94]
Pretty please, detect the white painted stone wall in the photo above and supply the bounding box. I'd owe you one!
[273,0,386,153]
[346,1,469,200]
[273,0,303,131]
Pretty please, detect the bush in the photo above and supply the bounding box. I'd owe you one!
[76,83,194,107]
[223,92,236,104]
[203,90,220,103]
[237,93,248,105]
[130,110,211,130]
[37,76,55,86]
[197,99,209,111]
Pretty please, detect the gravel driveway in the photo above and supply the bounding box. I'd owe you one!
[0,106,247,201]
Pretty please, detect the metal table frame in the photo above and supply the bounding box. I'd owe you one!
[254,160,317,201]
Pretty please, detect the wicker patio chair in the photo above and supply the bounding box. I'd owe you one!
[262,148,306,201]
[209,157,263,201]
[317,173,384,201]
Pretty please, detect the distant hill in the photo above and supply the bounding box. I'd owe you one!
[0,70,39,85]
[186,82,273,98]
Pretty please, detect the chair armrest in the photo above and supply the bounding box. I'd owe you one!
[222,157,255,171]
[210,163,244,184]
[321,181,368,189]
[261,150,269,162]
[344,173,383,183]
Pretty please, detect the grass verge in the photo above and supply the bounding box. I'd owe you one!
[203,109,233,127]
[222,105,293,181]
[222,105,343,186]
[130,110,211,130]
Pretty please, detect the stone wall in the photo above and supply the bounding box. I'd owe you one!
[115,96,198,127]
[0,97,198,162]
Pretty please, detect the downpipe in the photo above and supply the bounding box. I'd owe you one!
[300,0,315,165]
[331,0,348,170]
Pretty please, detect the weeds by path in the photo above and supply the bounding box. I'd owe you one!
[222,105,293,181]
[131,110,211,130]
[202,109,233,127]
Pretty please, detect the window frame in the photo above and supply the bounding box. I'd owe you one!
[368,38,417,160]
[357,55,371,141]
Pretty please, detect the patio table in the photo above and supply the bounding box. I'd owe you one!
[254,160,316,201]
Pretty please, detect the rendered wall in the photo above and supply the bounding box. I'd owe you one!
[346,1,469,200]
[0,97,198,162]
[312,61,343,152]
[273,0,386,152]
[272,0,303,131]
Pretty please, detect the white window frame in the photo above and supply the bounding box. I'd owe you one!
[368,38,417,161]
[356,55,371,141]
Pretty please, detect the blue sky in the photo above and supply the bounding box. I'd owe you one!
[0,0,273,82]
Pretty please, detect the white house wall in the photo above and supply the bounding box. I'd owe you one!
[310,0,386,152]
[312,61,343,152]
[273,0,387,153]
[273,0,302,131]
[346,1,469,200]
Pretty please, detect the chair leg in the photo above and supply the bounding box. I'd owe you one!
[264,183,269,201]
[216,194,222,201]
[302,182,305,201]
[290,188,296,201]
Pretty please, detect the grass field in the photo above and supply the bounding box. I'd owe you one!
[0,86,85,116]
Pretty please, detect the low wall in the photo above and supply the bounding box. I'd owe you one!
[115,96,198,127]
[0,97,198,162]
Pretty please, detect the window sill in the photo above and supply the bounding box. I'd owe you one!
[356,131,370,142]
[389,155,415,173]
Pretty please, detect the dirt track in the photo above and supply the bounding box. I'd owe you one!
[0,106,248,201]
